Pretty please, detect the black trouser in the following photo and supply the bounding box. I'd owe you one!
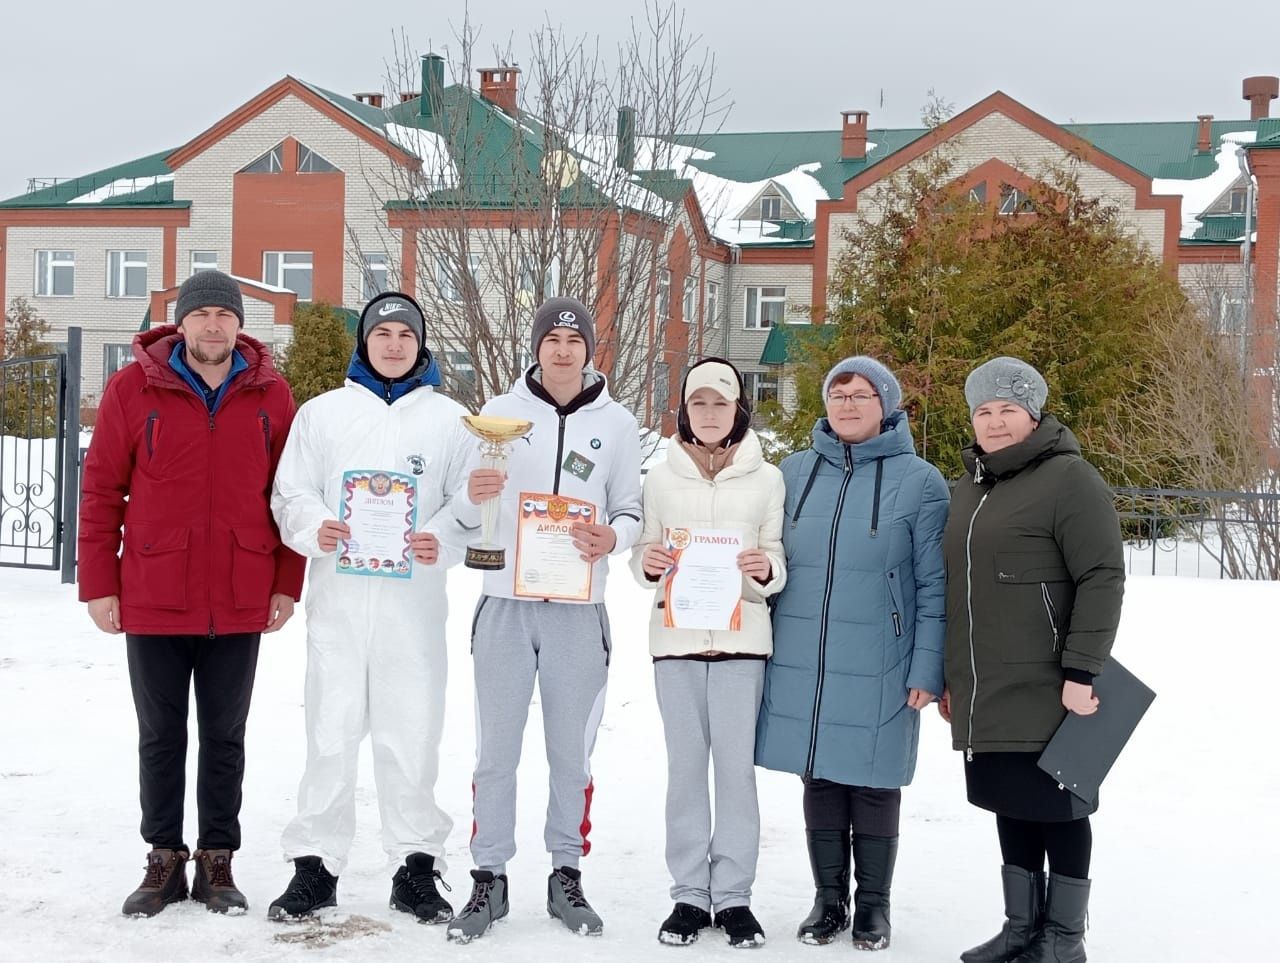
[802,778,902,838]
[126,633,260,852]
[996,814,1092,878]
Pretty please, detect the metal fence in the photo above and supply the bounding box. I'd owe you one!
[1113,486,1280,580]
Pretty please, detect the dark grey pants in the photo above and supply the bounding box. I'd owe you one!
[126,633,260,852]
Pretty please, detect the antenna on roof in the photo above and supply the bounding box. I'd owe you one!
[879,88,884,109]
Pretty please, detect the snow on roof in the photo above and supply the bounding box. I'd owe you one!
[65,174,174,204]
[386,124,458,190]
[229,274,293,295]
[1153,131,1257,239]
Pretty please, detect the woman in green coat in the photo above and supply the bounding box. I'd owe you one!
[940,357,1124,963]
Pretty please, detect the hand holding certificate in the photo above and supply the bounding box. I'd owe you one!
[336,469,417,579]
[662,528,745,631]
[514,492,596,601]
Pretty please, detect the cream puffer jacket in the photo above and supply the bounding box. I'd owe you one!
[629,429,786,657]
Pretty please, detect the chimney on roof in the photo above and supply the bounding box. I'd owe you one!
[478,66,520,115]
[353,92,385,108]
[1196,114,1214,153]
[842,110,869,161]
[400,91,419,104]
[617,107,636,172]
[1243,75,1280,120]
[421,54,445,119]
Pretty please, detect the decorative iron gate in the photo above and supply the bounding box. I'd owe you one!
[0,327,81,581]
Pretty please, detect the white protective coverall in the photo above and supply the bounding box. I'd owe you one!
[270,376,476,875]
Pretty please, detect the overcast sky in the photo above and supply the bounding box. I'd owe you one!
[2,0,1278,199]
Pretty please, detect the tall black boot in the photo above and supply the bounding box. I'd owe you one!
[1009,873,1089,963]
[850,834,897,951]
[961,865,1046,962]
[796,829,850,944]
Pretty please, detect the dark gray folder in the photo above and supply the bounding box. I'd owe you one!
[1037,658,1156,802]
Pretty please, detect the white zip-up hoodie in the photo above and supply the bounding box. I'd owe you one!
[629,429,786,657]
[453,366,643,604]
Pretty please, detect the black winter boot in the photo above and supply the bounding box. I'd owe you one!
[797,829,851,944]
[658,902,713,944]
[1008,873,1089,963]
[961,865,1046,962]
[390,852,454,923]
[850,834,897,951]
[267,856,338,920]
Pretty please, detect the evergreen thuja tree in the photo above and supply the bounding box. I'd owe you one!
[770,154,1241,487]
[278,302,355,407]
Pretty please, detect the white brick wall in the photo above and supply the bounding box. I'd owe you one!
[7,225,163,398]
[172,91,403,304]
[722,261,814,370]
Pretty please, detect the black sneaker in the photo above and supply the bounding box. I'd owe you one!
[658,902,713,945]
[714,906,766,948]
[390,852,454,923]
[267,856,338,920]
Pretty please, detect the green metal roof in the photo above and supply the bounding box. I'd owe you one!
[1253,118,1280,147]
[1190,214,1248,242]
[759,322,837,365]
[0,149,180,208]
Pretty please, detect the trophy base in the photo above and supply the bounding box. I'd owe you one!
[465,545,507,571]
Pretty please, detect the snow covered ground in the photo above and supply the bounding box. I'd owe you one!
[0,565,1273,961]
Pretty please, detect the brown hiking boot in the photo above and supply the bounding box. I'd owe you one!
[121,848,190,917]
[191,849,248,914]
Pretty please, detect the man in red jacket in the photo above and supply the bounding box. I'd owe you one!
[78,269,305,918]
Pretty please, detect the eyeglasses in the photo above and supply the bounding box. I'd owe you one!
[826,391,879,407]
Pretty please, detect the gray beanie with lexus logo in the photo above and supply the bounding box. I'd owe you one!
[531,296,596,362]
[359,292,426,347]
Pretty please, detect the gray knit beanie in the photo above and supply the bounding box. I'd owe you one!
[359,292,426,347]
[822,355,902,415]
[965,356,1047,420]
[531,296,596,361]
[176,269,244,327]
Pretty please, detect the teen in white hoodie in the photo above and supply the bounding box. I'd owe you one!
[630,358,786,947]
[446,297,642,944]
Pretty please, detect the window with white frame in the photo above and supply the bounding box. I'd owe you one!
[190,251,218,274]
[744,285,786,329]
[518,257,558,299]
[107,250,147,298]
[35,250,75,297]
[1229,188,1249,215]
[263,251,313,301]
[760,195,782,220]
[742,370,779,405]
[362,254,390,300]
[437,254,482,301]
[657,269,671,322]
[297,145,339,173]
[705,280,721,327]
[445,350,476,386]
[998,184,1034,215]
[241,144,284,174]
[682,276,696,323]
[653,361,671,416]
[103,343,133,383]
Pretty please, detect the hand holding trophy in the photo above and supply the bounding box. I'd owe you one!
[462,415,532,569]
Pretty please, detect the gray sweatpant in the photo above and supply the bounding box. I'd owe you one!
[654,658,766,913]
[470,596,610,874]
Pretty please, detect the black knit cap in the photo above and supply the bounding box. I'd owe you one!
[175,269,244,327]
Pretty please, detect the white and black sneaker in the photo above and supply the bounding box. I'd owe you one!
[446,870,509,943]
[547,866,603,936]
[659,902,713,945]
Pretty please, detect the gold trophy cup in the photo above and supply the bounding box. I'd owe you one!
[461,415,533,570]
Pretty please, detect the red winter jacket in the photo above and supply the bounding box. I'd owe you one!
[77,325,306,635]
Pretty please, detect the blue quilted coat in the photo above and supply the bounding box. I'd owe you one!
[755,413,949,788]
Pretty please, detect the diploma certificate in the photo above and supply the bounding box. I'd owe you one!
[513,492,595,601]
[662,528,744,631]
[337,469,417,579]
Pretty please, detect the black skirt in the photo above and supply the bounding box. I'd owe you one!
[964,751,1098,822]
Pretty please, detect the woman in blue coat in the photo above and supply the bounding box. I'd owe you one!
[756,356,949,950]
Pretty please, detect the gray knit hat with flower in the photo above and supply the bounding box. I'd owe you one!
[964,356,1047,420]
[822,355,902,415]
